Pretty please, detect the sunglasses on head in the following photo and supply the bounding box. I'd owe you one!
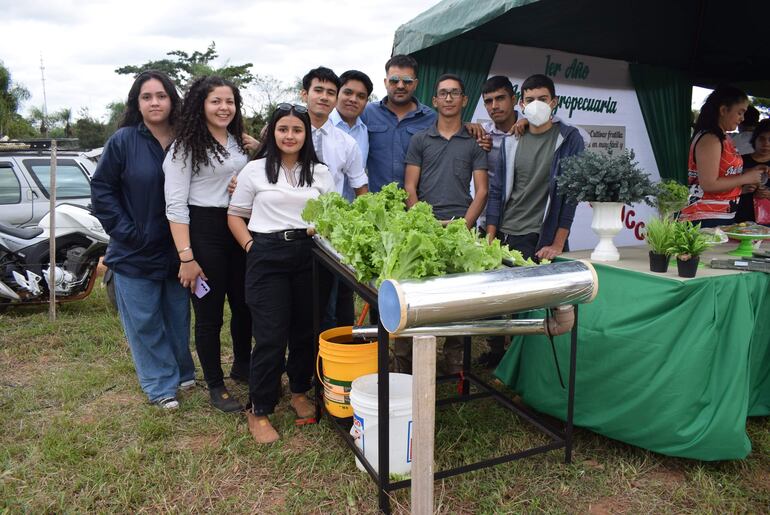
[388,75,415,85]
[276,103,308,114]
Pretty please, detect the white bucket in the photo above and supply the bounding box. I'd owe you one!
[349,373,413,475]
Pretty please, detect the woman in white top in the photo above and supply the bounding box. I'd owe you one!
[228,104,334,443]
[163,76,252,412]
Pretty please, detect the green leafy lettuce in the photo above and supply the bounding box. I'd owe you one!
[302,183,541,284]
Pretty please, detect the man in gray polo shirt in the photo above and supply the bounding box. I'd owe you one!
[404,73,488,373]
[405,74,488,227]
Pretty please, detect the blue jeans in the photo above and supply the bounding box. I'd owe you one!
[114,272,195,402]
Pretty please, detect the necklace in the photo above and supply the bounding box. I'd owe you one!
[281,162,300,187]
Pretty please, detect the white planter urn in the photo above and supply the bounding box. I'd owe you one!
[590,202,624,261]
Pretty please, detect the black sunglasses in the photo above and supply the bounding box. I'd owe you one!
[276,103,308,114]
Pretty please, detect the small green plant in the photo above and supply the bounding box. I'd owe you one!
[655,180,690,219]
[557,149,657,204]
[645,216,675,255]
[667,221,709,260]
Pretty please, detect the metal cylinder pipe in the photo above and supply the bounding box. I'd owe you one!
[352,318,548,339]
[377,260,597,333]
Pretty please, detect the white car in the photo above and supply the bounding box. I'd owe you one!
[0,142,98,227]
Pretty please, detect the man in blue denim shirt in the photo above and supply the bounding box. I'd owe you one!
[360,54,436,193]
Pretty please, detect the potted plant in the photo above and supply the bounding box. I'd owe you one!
[557,149,657,261]
[667,221,709,278]
[644,216,675,272]
[654,180,690,219]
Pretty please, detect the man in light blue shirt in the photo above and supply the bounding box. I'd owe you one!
[360,54,436,193]
[330,70,373,201]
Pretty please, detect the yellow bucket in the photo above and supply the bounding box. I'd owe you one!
[317,326,378,418]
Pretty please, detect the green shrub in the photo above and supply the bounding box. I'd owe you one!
[655,180,690,219]
[645,216,675,255]
[667,221,709,260]
[557,149,657,204]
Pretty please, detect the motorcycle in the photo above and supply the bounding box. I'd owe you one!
[0,204,109,312]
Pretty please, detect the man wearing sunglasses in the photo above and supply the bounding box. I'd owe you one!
[402,73,488,374]
[360,54,436,194]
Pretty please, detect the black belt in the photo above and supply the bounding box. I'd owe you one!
[252,229,310,241]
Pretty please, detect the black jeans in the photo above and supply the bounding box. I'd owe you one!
[484,231,542,356]
[189,206,252,388]
[321,278,355,330]
[498,231,540,261]
[244,234,331,415]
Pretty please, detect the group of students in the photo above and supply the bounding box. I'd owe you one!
[89,52,598,445]
[90,69,334,444]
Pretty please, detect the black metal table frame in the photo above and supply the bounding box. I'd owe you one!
[312,246,578,514]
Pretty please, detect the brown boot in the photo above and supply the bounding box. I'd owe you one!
[290,393,316,419]
[246,411,279,444]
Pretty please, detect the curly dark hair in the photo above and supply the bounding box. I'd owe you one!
[119,70,181,129]
[173,76,245,174]
[255,105,321,187]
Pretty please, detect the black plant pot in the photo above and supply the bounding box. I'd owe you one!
[676,256,700,278]
[649,251,669,273]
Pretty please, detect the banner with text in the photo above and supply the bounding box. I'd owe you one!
[471,44,659,250]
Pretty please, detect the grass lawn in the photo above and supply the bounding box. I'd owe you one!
[1,285,768,513]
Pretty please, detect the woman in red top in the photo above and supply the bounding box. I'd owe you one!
[680,86,766,228]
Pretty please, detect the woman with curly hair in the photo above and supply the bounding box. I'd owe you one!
[164,76,252,412]
[91,70,195,409]
[228,104,334,443]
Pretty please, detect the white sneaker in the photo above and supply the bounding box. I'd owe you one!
[153,396,179,409]
[179,379,196,390]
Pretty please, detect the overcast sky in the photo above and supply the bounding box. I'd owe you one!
[2,0,443,121]
[3,0,712,124]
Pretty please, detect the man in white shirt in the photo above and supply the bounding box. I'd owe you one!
[300,67,368,329]
[300,67,368,198]
[330,70,373,201]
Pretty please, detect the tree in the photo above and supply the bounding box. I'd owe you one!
[54,108,74,137]
[0,61,32,138]
[105,101,125,135]
[115,41,254,91]
[4,115,36,139]
[245,75,301,138]
[74,108,108,149]
[27,106,49,137]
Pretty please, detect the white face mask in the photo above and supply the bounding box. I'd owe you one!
[523,100,553,127]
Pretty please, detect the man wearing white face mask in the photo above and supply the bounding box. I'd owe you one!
[486,74,585,261]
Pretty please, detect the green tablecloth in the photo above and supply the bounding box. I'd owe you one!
[495,246,770,460]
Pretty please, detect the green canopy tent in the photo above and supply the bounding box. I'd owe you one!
[393,0,770,183]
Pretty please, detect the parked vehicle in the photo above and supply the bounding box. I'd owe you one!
[0,139,97,228]
[0,203,109,311]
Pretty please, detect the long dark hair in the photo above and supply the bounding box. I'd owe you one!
[255,105,320,187]
[693,85,749,143]
[173,75,245,173]
[119,70,181,129]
